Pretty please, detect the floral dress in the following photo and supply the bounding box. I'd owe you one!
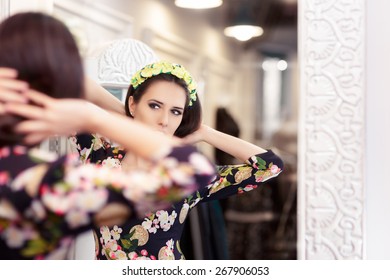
[0,144,215,260]
[74,134,284,260]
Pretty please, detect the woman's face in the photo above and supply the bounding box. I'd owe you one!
[128,80,187,136]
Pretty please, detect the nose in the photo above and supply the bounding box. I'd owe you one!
[158,110,169,128]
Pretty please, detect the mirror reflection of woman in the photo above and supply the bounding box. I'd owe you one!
[75,61,284,260]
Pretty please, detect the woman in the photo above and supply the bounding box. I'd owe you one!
[71,61,284,260]
[0,12,215,260]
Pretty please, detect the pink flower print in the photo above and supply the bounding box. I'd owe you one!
[270,165,280,174]
[128,252,139,260]
[110,225,123,240]
[141,249,148,256]
[115,250,128,260]
[150,255,156,260]
[142,218,159,234]
[0,147,10,158]
[243,185,257,192]
[256,176,264,182]
[157,210,176,232]
[0,171,9,185]
[100,226,112,244]
[13,146,26,155]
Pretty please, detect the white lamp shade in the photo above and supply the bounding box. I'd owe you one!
[175,0,223,9]
[224,25,264,41]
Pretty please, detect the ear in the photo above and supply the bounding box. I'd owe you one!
[128,96,136,116]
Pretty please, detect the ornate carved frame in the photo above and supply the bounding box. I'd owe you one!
[298,0,365,259]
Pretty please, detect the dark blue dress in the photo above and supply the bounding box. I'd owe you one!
[74,134,284,260]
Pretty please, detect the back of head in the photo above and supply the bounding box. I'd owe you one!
[0,12,84,146]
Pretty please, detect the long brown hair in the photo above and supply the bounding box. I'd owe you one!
[0,12,84,146]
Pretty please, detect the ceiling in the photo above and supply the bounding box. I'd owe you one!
[176,0,298,56]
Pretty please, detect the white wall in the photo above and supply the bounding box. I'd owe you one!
[366,0,390,259]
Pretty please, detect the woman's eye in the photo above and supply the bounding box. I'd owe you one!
[149,103,160,109]
[171,110,183,116]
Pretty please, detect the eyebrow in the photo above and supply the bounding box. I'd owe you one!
[148,99,184,111]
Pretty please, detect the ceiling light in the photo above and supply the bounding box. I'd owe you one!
[175,0,223,9]
[224,25,263,42]
[277,60,288,71]
[223,3,263,42]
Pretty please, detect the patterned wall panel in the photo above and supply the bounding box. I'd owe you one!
[299,0,365,259]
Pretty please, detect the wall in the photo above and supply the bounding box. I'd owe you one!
[366,0,390,259]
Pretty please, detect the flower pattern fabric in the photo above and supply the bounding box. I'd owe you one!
[74,134,284,260]
[0,143,215,260]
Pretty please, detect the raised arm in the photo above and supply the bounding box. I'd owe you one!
[6,89,174,161]
[180,124,283,205]
[84,76,125,115]
[184,124,267,163]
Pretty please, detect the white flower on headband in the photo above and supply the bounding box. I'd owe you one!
[130,61,198,106]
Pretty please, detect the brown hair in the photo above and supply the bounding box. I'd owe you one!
[124,73,202,138]
[0,12,84,146]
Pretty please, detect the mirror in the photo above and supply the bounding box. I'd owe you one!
[58,0,298,260]
[2,0,298,260]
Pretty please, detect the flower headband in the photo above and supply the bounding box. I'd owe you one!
[130,61,198,106]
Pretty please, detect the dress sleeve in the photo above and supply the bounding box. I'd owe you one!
[69,133,125,165]
[197,150,283,203]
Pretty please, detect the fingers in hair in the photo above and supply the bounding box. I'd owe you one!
[4,102,44,119]
[0,67,18,78]
[13,120,48,134]
[23,89,52,106]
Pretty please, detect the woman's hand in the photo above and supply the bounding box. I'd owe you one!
[183,123,267,162]
[0,67,28,115]
[4,89,104,145]
[182,124,209,145]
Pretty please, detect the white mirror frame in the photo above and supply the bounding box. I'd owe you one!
[298,0,365,259]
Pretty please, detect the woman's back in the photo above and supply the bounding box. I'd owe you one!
[0,12,217,260]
